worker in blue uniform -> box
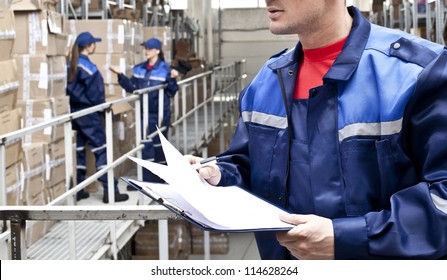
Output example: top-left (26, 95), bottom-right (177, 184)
top-left (188, 1), bottom-right (447, 259)
top-left (67, 32), bottom-right (129, 204)
top-left (110, 38), bottom-right (179, 184)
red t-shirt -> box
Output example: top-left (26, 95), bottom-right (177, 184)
top-left (294, 37), bottom-right (347, 99)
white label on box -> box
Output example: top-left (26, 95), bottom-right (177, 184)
top-left (43, 109), bottom-right (53, 135)
top-left (38, 63), bottom-right (49, 89)
top-left (41, 20), bottom-right (48, 47)
top-left (118, 121), bottom-right (125, 141)
top-left (131, 27), bottom-right (135, 46)
top-left (45, 153), bottom-right (51, 181)
top-left (119, 58), bottom-right (126, 73)
top-left (118, 25), bottom-right (125, 45)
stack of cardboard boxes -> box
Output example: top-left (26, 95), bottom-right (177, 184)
top-left (133, 220), bottom-right (191, 260)
top-left (10, 0), bottom-right (71, 247)
top-left (0, 2), bottom-right (22, 208)
top-left (130, 220), bottom-right (230, 259)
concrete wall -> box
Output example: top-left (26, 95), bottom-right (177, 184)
top-left (218, 8), bottom-right (297, 82)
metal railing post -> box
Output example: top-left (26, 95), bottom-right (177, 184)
top-left (9, 216), bottom-right (26, 260)
top-left (181, 84), bottom-right (188, 154)
top-left (158, 88), bottom-right (164, 128)
top-left (105, 108), bottom-right (118, 260)
top-left (210, 73), bottom-right (215, 139)
top-left (134, 97), bottom-right (143, 181)
top-left (203, 76), bottom-right (209, 143)
top-left (63, 121), bottom-right (77, 259)
top-left (193, 79), bottom-right (199, 150)
top-left (0, 143), bottom-right (6, 207)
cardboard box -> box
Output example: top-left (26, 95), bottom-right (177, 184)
top-left (106, 94), bottom-right (133, 115)
top-left (90, 53), bottom-right (132, 84)
top-left (47, 180), bottom-right (66, 202)
top-left (133, 22), bottom-right (144, 54)
top-left (22, 142), bottom-right (47, 172)
top-left (18, 96), bottom-right (70, 143)
top-left (104, 83), bottom-right (126, 96)
top-left (0, 59), bottom-right (19, 113)
top-left (5, 161), bottom-right (23, 205)
top-left (191, 227), bottom-right (229, 255)
top-left (111, 7), bottom-right (140, 22)
top-left (48, 137), bottom-right (65, 161)
top-left (54, 131), bottom-right (76, 190)
top-left (134, 220), bottom-right (191, 260)
top-left (69, 19), bottom-right (132, 54)
top-left (0, 8), bottom-right (15, 61)
top-left (0, 108), bottom-right (23, 168)
top-left (25, 220), bottom-right (49, 249)
top-left (23, 170), bottom-right (47, 206)
top-left (0, 88), bottom-right (18, 114)
top-left (13, 10), bottom-right (68, 56)
top-left (47, 158), bottom-right (65, 186)
top-left (15, 54), bottom-right (67, 100)
top-left (12, 0), bottom-right (58, 11)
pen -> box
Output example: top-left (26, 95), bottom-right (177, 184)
top-left (191, 156), bottom-right (218, 170)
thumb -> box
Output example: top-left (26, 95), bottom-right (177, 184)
top-left (279, 213), bottom-right (312, 226)
top-left (198, 165), bottom-right (221, 185)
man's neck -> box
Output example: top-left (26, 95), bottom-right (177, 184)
top-left (300, 8), bottom-right (353, 50)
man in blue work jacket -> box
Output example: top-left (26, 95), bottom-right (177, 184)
top-left (189, 1), bottom-right (447, 259)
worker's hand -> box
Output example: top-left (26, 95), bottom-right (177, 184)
top-left (276, 213), bottom-right (334, 260)
top-left (184, 155), bottom-right (221, 185)
top-left (109, 66), bottom-right (122, 75)
top-left (171, 69), bottom-right (179, 79)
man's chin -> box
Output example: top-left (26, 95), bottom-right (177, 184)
top-left (269, 25), bottom-right (294, 35)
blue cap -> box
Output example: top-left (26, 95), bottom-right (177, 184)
top-left (75, 32), bottom-right (101, 48)
top-left (141, 38), bottom-right (162, 50)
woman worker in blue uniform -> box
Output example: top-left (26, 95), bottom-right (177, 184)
top-left (110, 38), bottom-right (179, 183)
top-left (67, 32), bottom-right (129, 203)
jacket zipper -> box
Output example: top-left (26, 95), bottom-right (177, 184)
top-left (276, 68), bottom-right (291, 209)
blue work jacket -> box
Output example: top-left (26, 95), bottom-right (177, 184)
top-left (117, 58), bottom-right (178, 115)
top-left (217, 6), bottom-right (447, 259)
top-left (66, 54), bottom-right (105, 111)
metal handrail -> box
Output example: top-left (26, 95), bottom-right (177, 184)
top-left (0, 60), bottom-right (246, 260)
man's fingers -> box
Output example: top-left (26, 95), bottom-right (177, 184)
top-left (184, 154), bottom-right (203, 165)
top-left (184, 155), bottom-right (221, 185)
top-left (279, 213), bottom-right (313, 226)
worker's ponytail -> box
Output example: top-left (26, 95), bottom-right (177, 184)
top-left (158, 50), bottom-right (165, 62)
top-left (67, 44), bottom-right (81, 83)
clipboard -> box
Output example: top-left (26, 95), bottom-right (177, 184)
top-left (122, 177), bottom-right (293, 232)
top-left (122, 127), bottom-right (293, 232)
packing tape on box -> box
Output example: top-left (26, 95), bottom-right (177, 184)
top-left (0, 30), bottom-right (15, 40)
top-left (0, 81), bottom-right (19, 95)
top-left (22, 101), bottom-right (53, 142)
top-left (107, 20), bottom-right (125, 53)
top-left (20, 56), bottom-right (66, 99)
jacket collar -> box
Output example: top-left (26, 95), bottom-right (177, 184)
top-left (143, 58), bottom-right (161, 70)
top-left (268, 6), bottom-right (371, 82)
top-left (79, 53), bottom-right (90, 61)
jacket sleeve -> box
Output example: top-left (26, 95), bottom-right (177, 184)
top-left (214, 89), bottom-right (252, 190)
top-left (333, 52), bottom-right (447, 259)
top-left (165, 75), bottom-right (179, 97)
top-left (117, 73), bottom-right (137, 93)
